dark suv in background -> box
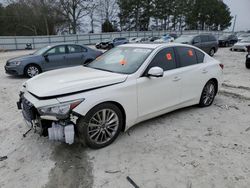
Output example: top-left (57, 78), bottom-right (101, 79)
top-left (174, 34), bottom-right (218, 56)
top-left (218, 34), bottom-right (238, 47)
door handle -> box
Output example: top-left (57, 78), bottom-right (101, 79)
top-left (173, 76), bottom-right (181, 81)
top-left (202, 69), bottom-right (208, 73)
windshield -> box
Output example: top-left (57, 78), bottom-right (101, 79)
top-left (219, 35), bottom-right (230, 40)
top-left (86, 47), bottom-right (152, 74)
top-left (33, 46), bottom-right (51, 55)
top-left (174, 35), bottom-right (193, 43)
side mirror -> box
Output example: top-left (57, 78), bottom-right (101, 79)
top-left (193, 40), bottom-right (199, 44)
top-left (147, 67), bottom-right (164, 78)
top-left (44, 54), bottom-right (49, 62)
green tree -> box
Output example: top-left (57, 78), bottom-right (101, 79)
top-left (102, 19), bottom-right (115, 32)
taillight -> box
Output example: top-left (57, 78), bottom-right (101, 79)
top-left (219, 63), bottom-right (224, 69)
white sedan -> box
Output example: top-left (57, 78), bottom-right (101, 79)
top-left (231, 37), bottom-right (250, 52)
top-left (17, 43), bottom-right (223, 149)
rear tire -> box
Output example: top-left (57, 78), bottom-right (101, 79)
top-left (246, 62), bottom-right (250, 69)
top-left (199, 80), bottom-right (217, 107)
top-left (77, 103), bottom-right (123, 149)
top-left (24, 64), bottom-right (41, 78)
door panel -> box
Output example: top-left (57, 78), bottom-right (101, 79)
top-left (193, 36), bottom-right (202, 49)
top-left (175, 47), bottom-right (208, 103)
top-left (137, 47), bottom-right (181, 118)
top-left (200, 35), bottom-right (210, 53)
top-left (137, 70), bottom-right (182, 118)
top-left (177, 64), bottom-right (207, 103)
top-left (66, 45), bottom-right (86, 66)
top-left (43, 45), bottom-right (67, 71)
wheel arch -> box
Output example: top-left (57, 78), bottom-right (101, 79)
top-left (84, 101), bottom-right (127, 132)
top-left (207, 78), bottom-right (218, 95)
top-left (23, 63), bottom-right (42, 74)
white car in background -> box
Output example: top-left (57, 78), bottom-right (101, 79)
top-left (154, 34), bottom-right (174, 43)
top-left (17, 43), bottom-right (223, 149)
top-left (237, 34), bottom-right (250, 42)
top-left (231, 37), bottom-right (250, 52)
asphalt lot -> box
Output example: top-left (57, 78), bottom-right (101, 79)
top-left (0, 47), bottom-right (250, 188)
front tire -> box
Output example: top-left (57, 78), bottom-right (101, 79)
top-left (108, 44), bottom-right (114, 50)
top-left (199, 80), bottom-right (217, 107)
top-left (24, 64), bottom-right (41, 78)
top-left (209, 48), bottom-right (215, 57)
top-left (77, 103), bottom-right (123, 149)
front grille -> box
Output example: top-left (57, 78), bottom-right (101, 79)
top-left (22, 98), bottom-right (35, 122)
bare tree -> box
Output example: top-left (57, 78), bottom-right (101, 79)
top-left (58, 0), bottom-right (91, 34)
top-left (96, 0), bottom-right (118, 24)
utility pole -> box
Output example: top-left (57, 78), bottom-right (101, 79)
top-left (232, 15), bottom-right (237, 33)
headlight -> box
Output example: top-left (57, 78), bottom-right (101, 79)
top-left (37, 99), bottom-right (84, 119)
top-left (9, 61), bottom-right (21, 66)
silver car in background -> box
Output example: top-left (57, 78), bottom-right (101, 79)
top-left (231, 37), bottom-right (250, 52)
top-left (5, 44), bottom-right (102, 77)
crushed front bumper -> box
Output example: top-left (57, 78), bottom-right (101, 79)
top-left (17, 95), bottom-right (76, 144)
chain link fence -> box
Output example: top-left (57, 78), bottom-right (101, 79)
top-left (0, 30), bottom-right (229, 50)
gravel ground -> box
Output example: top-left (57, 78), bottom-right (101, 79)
top-left (0, 47), bottom-right (250, 188)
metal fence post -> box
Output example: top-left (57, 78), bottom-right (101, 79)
top-left (14, 37), bottom-right (18, 50)
top-left (32, 37), bottom-right (35, 49)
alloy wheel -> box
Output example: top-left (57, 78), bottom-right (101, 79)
top-left (202, 83), bottom-right (215, 106)
top-left (87, 109), bottom-right (119, 145)
top-left (27, 66), bottom-right (39, 77)
top-left (210, 49), bottom-right (215, 56)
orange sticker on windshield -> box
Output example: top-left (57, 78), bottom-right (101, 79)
top-left (166, 53), bottom-right (172, 60)
top-left (188, 50), bottom-right (194, 56)
top-left (119, 59), bottom-right (127, 65)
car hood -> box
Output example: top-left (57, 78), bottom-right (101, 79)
top-left (25, 66), bottom-right (128, 98)
top-left (8, 54), bottom-right (39, 62)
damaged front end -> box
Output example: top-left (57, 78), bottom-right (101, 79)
top-left (17, 92), bottom-right (83, 144)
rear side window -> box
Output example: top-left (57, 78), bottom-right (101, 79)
top-left (176, 47), bottom-right (197, 67)
top-left (68, 45), bottom-right (87, 53)
top-left (208, 35), bottom-right (217, 41)
top-left (201, 35), bottom-right (209, 42)
top-left (46, 45), bottom-right (66, 55)
top-left (193, 36), bottom-right (201, 43)
top-left (195, 49), bottom-right (205, 63)
top-left (146, 47), bottom-right (176, 72)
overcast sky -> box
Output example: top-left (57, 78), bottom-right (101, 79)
top-left (223, 0), bottom-right (250, 31)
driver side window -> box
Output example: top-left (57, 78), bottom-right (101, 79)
top-left (145, 47), bottom-right (176, 74)
top-left (46, 46), bottom-right (66, 56)
top-left (193, 36), bottom-right (201, 44)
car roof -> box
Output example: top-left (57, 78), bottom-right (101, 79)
top-left (120, 43), bottom-right (197, 50)
top-left (45, 43), bottom-right (85, 48)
